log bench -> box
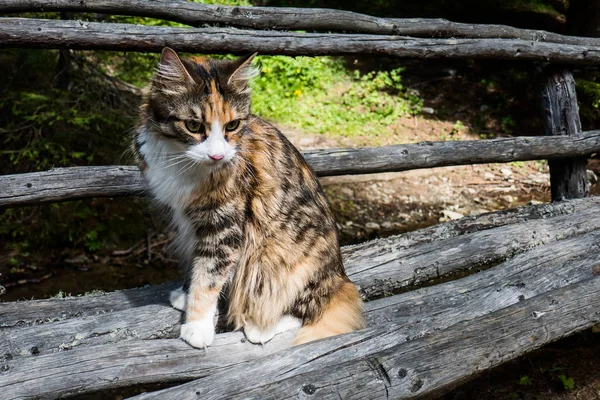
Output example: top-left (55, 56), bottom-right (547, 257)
top-left (1, 1), bottom-right (600, 398)
top-left (2, 196), bottom-right (600, 399)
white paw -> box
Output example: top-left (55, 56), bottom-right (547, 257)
top-left (244, 321), bottom-right (273, 344)
top-left (244, 315), bottom-right (302, 345)
top-left (180, 318), bottom-right (215, 348)
top-left (169, 287), bottom-right (187, 311)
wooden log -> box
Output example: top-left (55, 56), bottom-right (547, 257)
top-left (349, 205), bottom-right (600, 299)
top-left (0, 304), bottom-right (180, 358)
top-left (147, 276), bottom-right (600, 400)
top-left (1, 0), bottom-right (600, 47)
top-left (2, 231), bottom-right (599, 399)
top-left (0, 165), bottom-right (146, 208)
top-left (0, 281), bottom-right (179, 329)
top-left (2, 196), bottom-right (599, 331)
top-left (541, 69), bottom-right (590, 201)
top-left (2, 131), bottom-right (600, 209)
top-left (1, 18), bottom-right (600, 63)
top-left (3, 226), bottom-right (599, 360)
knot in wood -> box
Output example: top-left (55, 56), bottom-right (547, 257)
top-left (301, 384), bottom-right (316, 395)
top-left (410, 378), bottom-right (424, 393)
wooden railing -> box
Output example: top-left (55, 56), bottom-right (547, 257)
top-left (2, 131), bottom-right (600, 208)
top-left (0, 2), bottom-right (598, 208)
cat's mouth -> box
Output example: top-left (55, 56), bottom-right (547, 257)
top-left (209, 154), bottom-right (225, 161)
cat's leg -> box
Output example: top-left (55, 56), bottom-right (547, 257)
top-left (169, 287), bottom-right (187, 311)
top-left (180, 253), bottom-right (240, 348)
top-left (244, 315), bottom-right (302, 344)
top-left (169, 275), bottom-right (190, 311)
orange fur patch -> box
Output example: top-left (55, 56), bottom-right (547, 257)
top-left (293, 281), bottom-right (365, 345)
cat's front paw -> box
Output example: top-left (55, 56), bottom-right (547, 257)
top-left (180, 319), bottom-right (215, 348)
top-left (244, 316), bottom-right (301, 344)
top-left (169, 287), bottom-right (186, 311)
top-left (244, 321), bottom-right (274, 344)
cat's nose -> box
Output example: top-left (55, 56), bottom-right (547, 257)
top-left (209, 154), bottom-right (224, 161)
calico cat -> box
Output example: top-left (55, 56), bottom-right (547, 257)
top-left (134, 47), bottom-right (364, 348)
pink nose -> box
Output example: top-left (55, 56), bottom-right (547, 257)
top-left (209, 154), bottom-right (224, 161)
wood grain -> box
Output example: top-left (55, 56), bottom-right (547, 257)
top-left (541, 69), bottom-right (589, 201)
top-left (2, 230), bottom-right (599, 399)
top-left (347, 204), bottom-right (600, 299)
top-left (1, 18), bottom-right (600, 63)
top-left (2, 131), bottom-right (600, 208)
top-left (1, 0), bottom-right (599, 47)
top-left (0, 281), bottom-right (179, 329)
top-left (134, 275), bottom-right (600, 399)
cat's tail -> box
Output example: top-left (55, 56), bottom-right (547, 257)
top-left (293, 279), bottom-right (365, 345)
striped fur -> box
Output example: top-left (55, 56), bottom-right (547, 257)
top-left (134, 48), bottom-right (364, 348)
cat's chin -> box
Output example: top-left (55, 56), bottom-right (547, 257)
top-left (203, 158), bottom-right (234, 172)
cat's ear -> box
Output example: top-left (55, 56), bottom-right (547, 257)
top-left (227, 52), bottom-right (259, 93)
top-left (154, 47), bottom-right (193, 86)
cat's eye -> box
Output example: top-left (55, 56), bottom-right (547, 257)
top-left (185, 120), bottom-right (205, 134)
top-left (225, 120), bottom-right (240, 132)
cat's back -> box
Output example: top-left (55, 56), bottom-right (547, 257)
top-left (240, 116), bottom-right (334, 223)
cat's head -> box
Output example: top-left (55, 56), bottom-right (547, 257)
top-left (141, 47), bottom-right (258, 165)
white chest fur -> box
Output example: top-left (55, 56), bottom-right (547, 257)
top-left (137, 128), bottom-right (207, 259)
top-left (137, 128), bottom-right (205, 208)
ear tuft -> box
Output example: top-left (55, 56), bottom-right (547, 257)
top-left (228, 52), bottom-right (259, 89)
top-left (154, 47), bottom-right (192, 84)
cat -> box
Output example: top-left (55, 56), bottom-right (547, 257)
top-left (134, 47), bottom-right (364, 348)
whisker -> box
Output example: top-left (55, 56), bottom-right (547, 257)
top-left (157, 156), bottom-right (193, 170)
top-left (175, 160), bottom-right (197, 178)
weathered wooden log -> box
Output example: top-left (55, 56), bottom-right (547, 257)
top-left (2, 0), bottom-right (600, 47)
top-left (144, 276), bottom-right (600, 400)
top-left (2, 196), bottom-right (599, 331)
top-left (2, 230), bottom-right (599, 399)
top-left (1, 18), bottom-right (600, 63)
top-left (0, 165), bottom-right (146, 208)
top-left (4, 225), bottom-right (599, 361)
top-left (0, 304), bottom-right (181, 358)
top-left (2, 131), bottom-right (600, 208)
top-left (0, 281), bottom-right (178, 330)
top-left (541, 69), bottom-right (590, 201)
top-left (349, 205), bottom-right (600, 299)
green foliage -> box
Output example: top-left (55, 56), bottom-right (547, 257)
top-left (500, 115), bottom-right (516, 134)
top-left (577, 78), bottom-right (600, 126)
top-left (557, 374), bottom-right (575, 391)
top-left (450, 120), bottom-right (466, 136)
top-left (0, 49), bottom-right (135, 173)
top-left (84, 224), bottom-right (105, 252)
top-left (518, 375), bottom-right (533, 385)
top-left (252, 56), bottom-right (422, 138)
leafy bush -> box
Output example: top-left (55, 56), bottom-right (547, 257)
top-left (252, 56), bottom-right (423, 138)
top-left (577, 78), bottom-right (600, 128)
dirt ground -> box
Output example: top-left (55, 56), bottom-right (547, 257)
top-left (282, 122), bottom-right (553, 245)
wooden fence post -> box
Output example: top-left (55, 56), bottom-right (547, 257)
top-left (540, 69), bottom-right (589, 201)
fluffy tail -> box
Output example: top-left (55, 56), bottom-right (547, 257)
top-left (294, 280), bottom-right (365, 345)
